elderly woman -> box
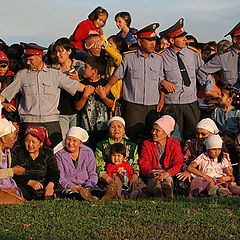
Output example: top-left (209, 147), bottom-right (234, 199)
top-left (95, 116), bottom-right (140, 191)
top-left (138, 115), bottom-right (183, 198)
top-left (176, 118), bottom-right (240, 197)
top-left (55, 127), bottom-right (98, 200)
top-left (0, 119), bottom-right (25, 197)
top-left (11, 126), bottom-right (60, 200)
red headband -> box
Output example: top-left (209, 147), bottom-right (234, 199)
top-left (25, 126), bottom-right (51, 146)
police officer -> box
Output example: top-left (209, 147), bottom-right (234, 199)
top-left (105, 23), bottom-right (164, 140)
top-left (0, 43), bottom-right (85, 148)
top-left (159, 18), bottom-right (212, 141)
top-left (198, 21), bottom-right (240, 88)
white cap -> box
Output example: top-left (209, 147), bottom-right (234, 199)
top-left (205, 134), bottom-right (223, 150)
top-left (0, 119), bottom-right (16, 138)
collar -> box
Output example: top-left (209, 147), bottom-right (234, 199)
top-left (169, 46), bottom-right (186, 56)
top-left (136, 49), bottom-right (154, 58)
top-left (27, 63), bottom-right (49, 72)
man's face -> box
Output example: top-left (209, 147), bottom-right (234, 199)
top-left (170, 36), bottom-right (187, 50)
top-left (26, 55), bottom-right (42, 70)
top-left (138, 38), bottom-right (156, 54)
top-left (86, 36), bottom-right (101, 57)
top-left (233, 36), bottom-right (240, 51)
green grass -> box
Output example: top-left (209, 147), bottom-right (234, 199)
top-left (0, 196), bottom-right (240, 240)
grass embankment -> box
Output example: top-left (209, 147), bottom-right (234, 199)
top-left (0, 196), bottom-right (239, 240)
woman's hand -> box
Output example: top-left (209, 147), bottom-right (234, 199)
top-left (2, 103), bottom-right (16, 112)
top-left (12, 166), bottom-right (25, 175)
top-left (217, 176), bottom-right (230, 183)
top-left (129, 174), bottom-right (139, 190)
top-left (71, 184), bottom-right (81, 192)
top-left (27, 180), bottom-right (43, 190)
top-left (68, 70), bottom-right (79, 81)
top-left (45, 182), bottom-right (55, 197)
top-left (204, 175), bottom-right (216, 184)
top-left (176, 171), bottom-right (191, 182)
top-left (153, 171), bottom-right (169, 182)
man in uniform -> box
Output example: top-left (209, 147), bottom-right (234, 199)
top-left (198, 21), bottom-right (240, 88)
top-left (105, 23), bottom-right (164, 140)
top-left (159, 18), bottom-right (213, 141)
top-left (0, 43), bottom-right (85, 147)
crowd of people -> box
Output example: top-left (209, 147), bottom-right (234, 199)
top-left (1, 6), bottom-right (240, 203)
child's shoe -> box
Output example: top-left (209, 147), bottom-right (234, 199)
top-left (217, 187), bottom-right (230, 197)
top-left (207, 185), bottom-right (218, 196)
top-left (162, 182), bottom-right (173, 198)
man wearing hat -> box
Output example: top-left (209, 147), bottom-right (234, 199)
top-left (104, 23), bottom-right (164, 140)
top-left (159, 18), bottom-right (213, 141)
top-left (0, 43), bottom-right (85, 148)
top-left (198, 21), bottom-right (240, 88)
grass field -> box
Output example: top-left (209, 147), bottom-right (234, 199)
top-left (0, 196), bottom-right (239, 240)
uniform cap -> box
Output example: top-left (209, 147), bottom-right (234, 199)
top-left (21, 42), bottom-right (47, 56)
top-left (0, 51), bottom-right (8, 65)
top-left (224, 21), bottom-right (240, 37)
top-left (159, 18), bottom-right (187, 38)
top-left (135, 23), bottom-right (160, 40)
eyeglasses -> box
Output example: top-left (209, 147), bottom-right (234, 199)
top-left (0, 64), bottom-right (8, 68)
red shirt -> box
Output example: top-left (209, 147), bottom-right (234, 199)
top-left (70, 19), bottom-right (100, 50)
top-left (106, 161), bottom-right (133, 180)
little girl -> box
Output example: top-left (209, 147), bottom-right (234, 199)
top-left (188, 134), bottom-right (234, 197)
top-left (70, 6), bottom-right (108, 50)
top-left (103, 143), bottom-right (141, 199)
top-left (115, 12), bottom-right (138, 47)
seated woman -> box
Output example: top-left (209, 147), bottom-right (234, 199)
top-left (11, 126), bottom-right (60, 200)
top-left (55, 127), bottom-right (98, 200)
top-left (138, 115), bottom-right (183, 198)
top-left (95, 116), bottom-right (140, 194)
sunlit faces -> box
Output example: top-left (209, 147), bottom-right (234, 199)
top-left (219, 89), bottom-right (232, 108)
top-left (24, 134), bottom-right (43, 154)
top-left (232, 36), bottom-right (240, 51)
top-left (151, 123), bottom-right (167, 143)
top-left (3, 131), bottom-right (18, 149)
top-left (115, 16), bottom-right (127, 30)
top-left (55, 46), bottom-right (71, 64)
top-left (26, 55), bottom-right (42, 70)
top-left (170, 36), bottom-right (187, 50)
top-left (208, 148), bottom-right (221, 159)
top-left (85, 36), bottom-right (102, 57)
top-left (109, 120), bottom-right (125, 140)
top-left (0, 63), bottom-right (8, 76)
top-left (111, 152), bottom-right (125, 165)
top-left (83, 63), bottom-right (95, 79)
top-left (138, 38), bottom-right (156, 54)
top-left (93, 13), bottom-right (108, 29)
top-left (65, 136), bottom-right (82, 153)
top-left (160, 37), bottom-right (170, 49)
top-left (195, 128), bottom-right (212, 144)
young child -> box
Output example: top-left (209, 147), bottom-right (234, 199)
top-left (115, 12), bottom-right (138, 47)
top-left (211, 86), bottom-right (240, 180)
top-left (188, 134), bottom-right (234, 197)
top-left (70, 6), bottom-right (108, 50)
top-left (75, 56), bottom-right (114, 147)
top-left (104, 143), bottom-right (141, 199)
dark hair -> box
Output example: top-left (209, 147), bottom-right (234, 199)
top-left (223, 85), bottom-right (240, 109)
top-left (88, 6), bottom-right (108, 23)
top-left (107, 35), bottom-right (128, 54)
top-left (85, 56), bottom-right (106, 76)
top-left (186, 35), bottom-right (199, 48)
top-left (53, 37), bottom-right (75, 59)
top-left (217, 150), bottom-right (224, 163)
top-left (115, 12), bottom-right (131, 27)
top-left (110, 143), bottom-right (126, 157)
top-left (207, 41), bottom-right (217, 52)
top-left (198, 43), bottom-right (212, 63)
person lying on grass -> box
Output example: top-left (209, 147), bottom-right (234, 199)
top-left (188, 134), bottom-right (234, 197)
top-left (55, 127), bottom-right (98, 200)
top-left (139, 115), bottom-right (183, 198)
top-left (12, 126), bottom-right (61, 200)
top-left (103, 143), bottom-right (142, 200)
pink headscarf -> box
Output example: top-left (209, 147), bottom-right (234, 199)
top-left (154, 115), bottom-right (175, 137)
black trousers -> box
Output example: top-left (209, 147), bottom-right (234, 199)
top-left (122, 101), bottom-right (160, 141)
top-left (161, 101), bottom-right (201, 141)
top-left (20, 121), bottom-right (63, 148)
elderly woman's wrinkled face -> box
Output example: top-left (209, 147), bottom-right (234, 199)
top-left (196, 128), bottom-right (213, 144)
top-left (24, 134), bottom-right (43, 154)
top-left (151, 123), bottom-right (167, 143)
top-left (66, 136), bottom-right (82, 153)
top-left (109, 121), bottom-right (125, 140)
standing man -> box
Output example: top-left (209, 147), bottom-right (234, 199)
top-left (198, 21), bottom-right (240, 88)
top-left (159, 18), bottom-right (213, 141)
top-left (105, 23), bottom-right (164, 141)
top-left (0, 43), bottom-right (85, 148)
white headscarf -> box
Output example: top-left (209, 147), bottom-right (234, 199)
top-left (108, 116), bottom-right (125, 127)
top-left (0, 119), bottom-right (16, 138)
top-left (205, 134), bottom-right (223, 150)
top-left (54, 127), bottom-right (89, 154)
top-left (196, 118), bottom-right (219, 134)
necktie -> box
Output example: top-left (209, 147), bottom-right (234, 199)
top-left (176, 52), bottom-right (191, 87)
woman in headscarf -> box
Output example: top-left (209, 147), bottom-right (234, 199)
top-left (138, 115), bottom-right (183, 198)
top-left (55, 127), bottom-right (98, 200)
top-left (11, 126), bottom-right (60, 200)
